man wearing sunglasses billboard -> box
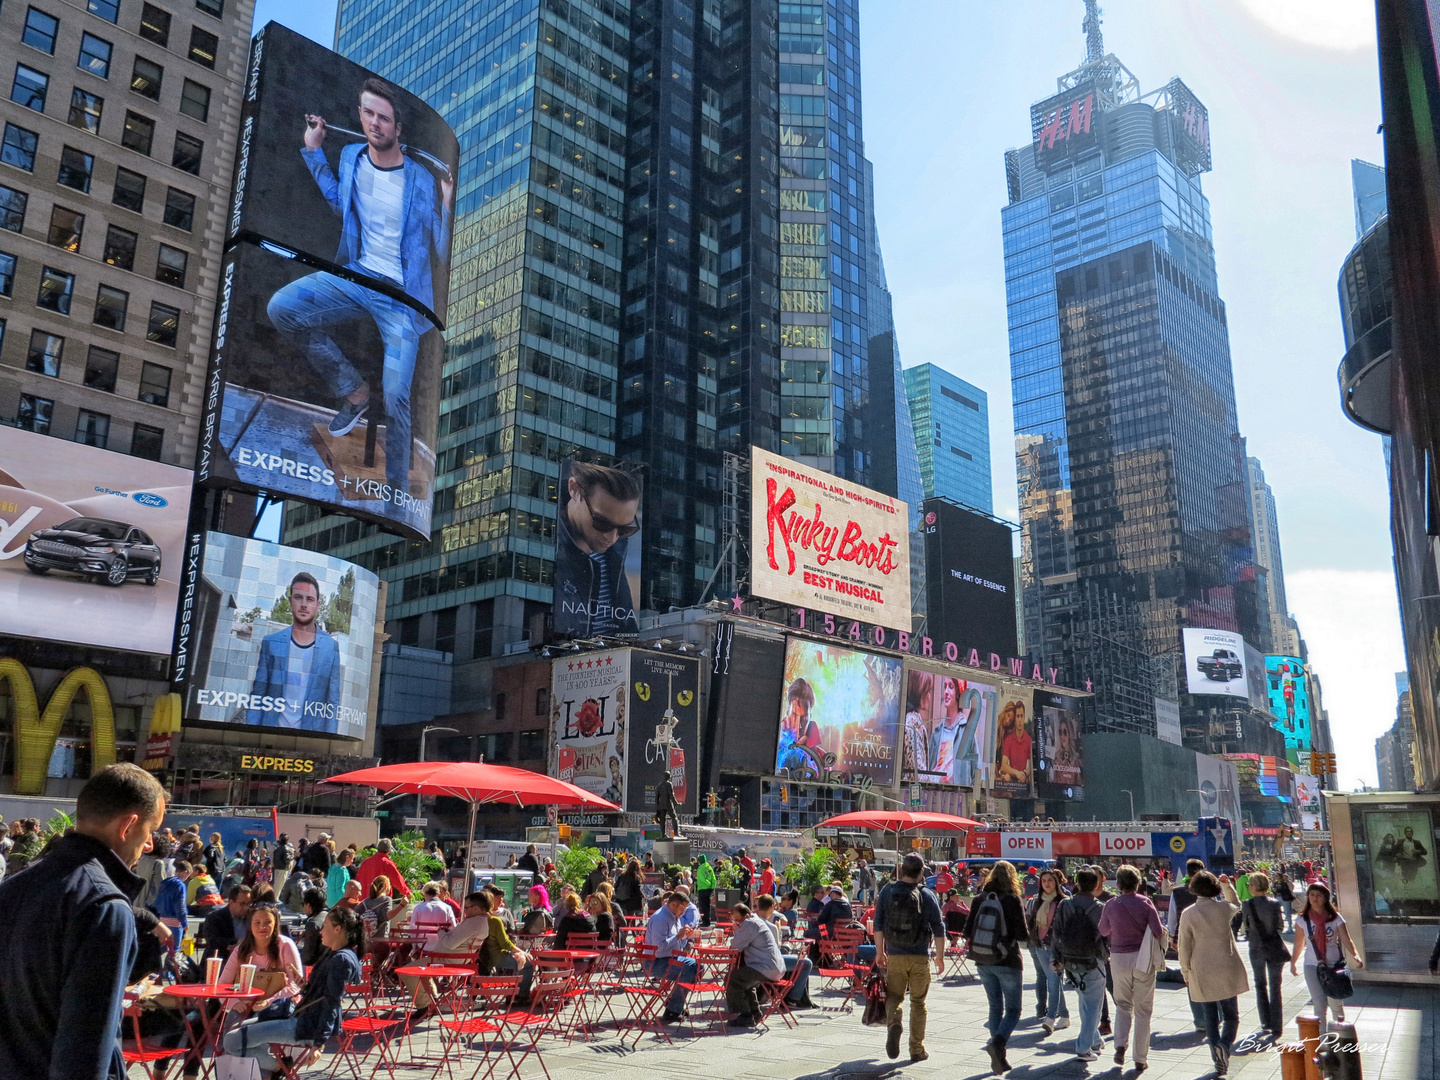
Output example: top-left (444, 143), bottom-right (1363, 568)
top-left (554, 461), bottom-right (641, 636)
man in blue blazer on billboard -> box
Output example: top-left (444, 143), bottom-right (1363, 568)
top-left (248, 572), bottom-right (342, 732)
top-left (267, 77), bottom-right (454, 502)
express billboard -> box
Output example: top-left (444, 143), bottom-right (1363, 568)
top-left (197, 23), bottom-right (460, 541)
top-left (1266, 655), bottom-right (1312, 750)
top-left (1182, 627), bottom-right (1250, 698)
top-left (626, 650), bottom-right (700, 817)
top-left (0, 427), bottom-right (192, 654)
top-left (901, 662), bottom-right (997, 787)
top-left (175, 533), bottom-right (379, 740)
top-left (553, 458), bottom-right (643, 638)
top-left (750, 447), bottom-right (911, 632)
top-left (1034, 689), bottom-right (1083, 800)
top-left (921, 499), bottom-right (1017, 660)
top-left (777, 638), bottom-right (902, 787)
top-left (550, 648), bottom-right (630, 805)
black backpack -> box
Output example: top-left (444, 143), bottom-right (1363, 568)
top-left (881, 882), bottom-right (928, 949)
top-left (968, 892), bottom-right (1013, 965)
top-left (1054, 898), bottom-right (1101, 967)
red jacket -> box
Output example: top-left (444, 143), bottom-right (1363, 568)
top-left (356, 853), bottom-right (412, 899)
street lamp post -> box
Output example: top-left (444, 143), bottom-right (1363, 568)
top-left (1120, 789), bottom-right (1136, 822)
top-left (416, 725), bottom-right (459, 820)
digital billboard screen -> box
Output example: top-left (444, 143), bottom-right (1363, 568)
top-left (1266, 655), bottom-right (1312, 750)
top-left (177, 533), bottom-right (379, 740)
top-left (1035, 689), bottom-right (1083, 801)
top-left (0, 427), bottom-right (192, 654)
top-left (626, 651), bottom-right (700, 816)
top-left (553, 458), bottom-right (642, 638)
top-left (1182, 627), bottom-right (1250, 698)
top-left (550, 648), bottom-right (630, 806)
top-left (198, 23), bottom-right (460, 541)
top-left (777, 638), bottom-right (901, 787)
top-left (750, 447), bottom-right (912, 632)
top-left (900, 663), bottom-right (997, 787)
top-left (1031, 81), bottom-right (1101, 172)
top-left (922, 498), bottom-right (1017, 659)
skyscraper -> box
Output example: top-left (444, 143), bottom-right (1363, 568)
top-left (290, 0), bottom-right (897, 680)
top-left (902, 363), bottom-right (992, 512)
top-left (1003, 4), bottom-right (1264, 734)
top-left (1245, 456), bottom-right (1297, 653)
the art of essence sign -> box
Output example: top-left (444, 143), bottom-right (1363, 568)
top-left (749, 446), bottom-right (912, 632)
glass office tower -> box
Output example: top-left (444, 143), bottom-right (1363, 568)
top-left (902, 364), bottom-right (992, 513)
top-left (287, 0), bottom-right (902, 672)
top-left (1003, 17), bottom-right (1264, 734)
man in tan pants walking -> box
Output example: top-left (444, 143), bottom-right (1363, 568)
top-left (873, 853), bottom-right (947, 1062)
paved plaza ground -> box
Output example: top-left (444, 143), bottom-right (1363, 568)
top-left (304, 961), bottom-right (1440, 1080)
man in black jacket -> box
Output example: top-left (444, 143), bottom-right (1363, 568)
top-left (304, 833), bottom-right (333, 877)
top-left (0, 763), bottom-right (166, 1080)
top-left (201, 883), bottom-right (253, 962)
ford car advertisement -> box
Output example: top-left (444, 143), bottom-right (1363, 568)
top-left (175, 532), bottom-right (379, 740)
top-left (0, 427), bottom-right (191, 653)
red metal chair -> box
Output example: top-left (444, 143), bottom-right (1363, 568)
top-left (118, 991), bottom-right (189, 1080)
top-left (680, 946), bottom-right (739, 1036)
top-left (431, 975), bottom-right (518, 1080)
top-left (756, 964), bottom-right (800, 1030)
top-left (472, 966), bottom-right (574, 1080)
top-left (619, 951), bottom-right (680, 1048)
top-left (330, 1009), bottom-right (406, 1080)
top-left (815, 925), bottom-right (866, 995)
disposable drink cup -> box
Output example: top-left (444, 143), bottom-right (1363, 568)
top-left (238, 963), bottom-right (257, 992)
top-left (206, 956), bottom-right (222, 985)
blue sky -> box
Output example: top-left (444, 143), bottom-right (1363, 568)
top-left (253, 0), bottom-right (1399, 786)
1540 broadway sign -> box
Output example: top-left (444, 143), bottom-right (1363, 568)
top-left (749, 447), bottom-right (911, 632)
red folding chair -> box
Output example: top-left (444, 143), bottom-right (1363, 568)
top-left (757, 964), bottom-right (800, 1030)
top-left (815, 926), bottom-right (866, 995)
top-left (330, 1009), bottom-right (406, 1080)
top-left (619, 950), bottom-right (680, 1048)
top-left (473, 966), bottom-right (574, 1080)
top-left (680, 946), bottom-right (739, 1036)
top-left (432, 975), bottom-right (518, 1080)
top-left (119, 990), bottom-right (189, 1080)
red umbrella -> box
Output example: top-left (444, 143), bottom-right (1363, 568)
top-left (817, 810), bottom-right (981, 831)
top-left (324, 761), bottom-right (620, 874)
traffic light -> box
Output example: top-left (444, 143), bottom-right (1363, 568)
top-left (557, 823), bottom-right (572, 840)
top-left (779, 784), bottom-right (789, 804)
top-left (706, 791), bottom-right (718, 810)
top-left (1309, 752), bottom-right (1337, 776)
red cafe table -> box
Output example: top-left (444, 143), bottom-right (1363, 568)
top-left (535, 950), bottom-right (604, 1038)
top-left (160, 982), bottom-right (266, 1080)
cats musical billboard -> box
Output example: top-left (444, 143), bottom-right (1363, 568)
top-left (749, 447), bottom-right (911, 632)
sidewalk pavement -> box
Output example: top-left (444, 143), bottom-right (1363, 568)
top-left (308, 962), bottom-right (1439, 1080)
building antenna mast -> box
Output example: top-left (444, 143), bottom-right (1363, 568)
top-left (1083, 0), bottom-right (1104, 65)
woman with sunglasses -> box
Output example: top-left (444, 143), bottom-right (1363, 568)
top-left (222, 907), bottom-right (364, 1080)
top-left (218, 901), bottom-right (304, 1020)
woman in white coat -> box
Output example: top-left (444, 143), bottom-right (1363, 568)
top-left (1177, 871), bottom-right (1248, 1077)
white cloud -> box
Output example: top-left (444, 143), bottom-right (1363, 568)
top-left (1233, 0), bottom-right (1376, 51)
top-left (1285, 569), bottom-right (1405, 789)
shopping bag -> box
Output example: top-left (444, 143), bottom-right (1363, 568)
top-left (213, 1055), bottom-right (263, 1080)
top-left (861, 967), bottom-right (887, 1026)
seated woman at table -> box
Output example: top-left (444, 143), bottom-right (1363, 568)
top-left (219, 901), bottom-right (304, 1020)
top-left (483, 884), bottom-right (518, 932)
top-left (475, 892), bottom-right (536, 1000)
top-left (586, 893), bottom-right (615, 944)
top-left (360, 874), bottom-right (406, 930)
top-left (223, 907), bottom-right (364, 1080)
top-left (552, 893), bottom-right (597, 949)
top-left (518, 885), bottom-right (553, 936)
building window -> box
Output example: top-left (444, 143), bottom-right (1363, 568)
top-left (138, 360), bottom-right (171, 405)
top-left (47, 206), bottom-right (84, 252)
top-left (84, 345), bottom-right (119, 391)
top-left (88, 0), bottom-right (121, 23)
top-left (1, 123), bottom-right (38, 171)
top-left (23, 8), bottom-right (60, 55)
top-left (0, 251), bottom-right (15, 295)
top-left (12, 65), bottom-right (49, 112)
top-left (518, 729), bottom-right (545, 760)
top-left (68, 88), bottom-right (103, 132)
top-left (131, 422), bottom-right (163, 459)
top-left (139, 4), bottom-right (171, 46)
top-left (103, 224), bottom-right (136, 269)
top-left (146, 301), bottom-right (178, 346)
top-left (155, 243), bottom-right (186, 287)
top-left (112, 167), bottom-right (145, 212)
top-left (57, 146), bottom-right (95, 192)
top-left (195, 0), bottom-right (224, 16)
top-left (122, 111), bottom-right (155, 155)
top-left (179, 79), bottom-right (210, 122)
top-left (188, 27), bottom-right (218, 68)
top-left (78, 33), bottom-right (112, 78)
top-left (75, 409), bottom-right (109, 448)
top-left (130, 57), bottom-right (163, 100)
top-left (36, 267), bottom-right (75, 314)
top-left (163, 187), bottom-right (194, 230)
top-left (18, 393), bottom-right (52, 433)
top-left (26, 329), bottom-right (64, 375)
top-left (172, 132), bottom-right (202, 174)
top-left (0, 185), bottom-right (27, 232)
top-left (495, 692), bottom-right (507, 721)
top-left (535, 687), bottom-right (549, 716)
top-left (93, 283), bottom-right (128, 330)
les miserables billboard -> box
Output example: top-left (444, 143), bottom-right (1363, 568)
top-left (749, 446), bottom-right (912, 632)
